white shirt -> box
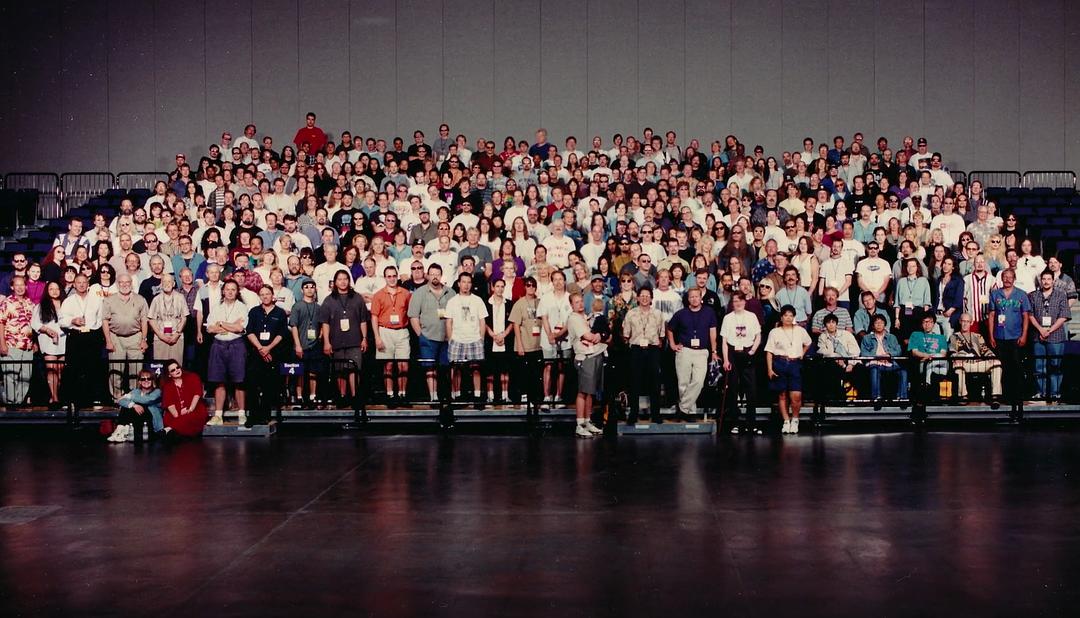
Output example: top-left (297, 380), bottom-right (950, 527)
top-left (206, 299), bottom-right (249, 342)
top-left (445, 293), bottom-right (488, 344)
top-left (542, 234), bottom-right (575, 269)
top-left (855, 257), bottom-right (891, 297)
top-left (720, 310), bottom-right (761, 352)
top-left (579, 240), bottom-right (606, 271)
top-left (930, 213), bottom-right (966, 247)
top-left (764, 325), bottom-right (812, 359)
top-left (312, 261), bottom-right (351, 303)
top-left (58, 291), bottom-right (104, 331)
top-left (820, 256), bottom-right (854, 290)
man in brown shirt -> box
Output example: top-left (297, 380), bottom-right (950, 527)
top-left (102, 273), bottom-right (149, 398)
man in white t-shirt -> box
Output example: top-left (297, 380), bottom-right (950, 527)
top-left (542, 220), bottom-right (575, 270)
top-left (578, 225), bottom-right (607, 271)
top-left (444, 271), bottom-right (488, 400)
top-left (855, 241), bottom-right (892, 305)
top-left (930, 196), bottom-right (966, 248)
top-left (536, 271), bottom-right (572, 403)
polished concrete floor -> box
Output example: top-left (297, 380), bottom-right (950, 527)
top-left (1, 427), bottom-right (1078, 616)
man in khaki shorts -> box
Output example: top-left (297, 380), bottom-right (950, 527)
top-left (370, 265), bottom-right (412, 404)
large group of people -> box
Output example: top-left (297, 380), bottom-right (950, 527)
top-left (0, 114), bottom-right (1075, 439)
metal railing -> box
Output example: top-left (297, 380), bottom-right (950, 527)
top-left (1022, 171), bottom-right (1076, 190)
top-left (949, 170), bottom-right (968, 185)
top-left (116, 172), bottom-right (168, 191)
top-left (969, 170), bottom-right (1023, 190)
top-left (60, 172), bottom-right (116, 213)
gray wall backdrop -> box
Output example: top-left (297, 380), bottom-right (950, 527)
top-left (1, 0), bottom-right (1078, 175)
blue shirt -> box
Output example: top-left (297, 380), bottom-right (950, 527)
top-left (667, 306), bottom-right (718, 349)
top-left (989, 287), bottom-right (1032, 341)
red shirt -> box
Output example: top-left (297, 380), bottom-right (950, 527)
top-left (293, 126), bottom-right (327, 154)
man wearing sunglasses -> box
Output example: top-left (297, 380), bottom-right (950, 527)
top-left (0, 253), bottom-right (28, 296)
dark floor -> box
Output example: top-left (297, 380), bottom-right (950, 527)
top-left (1, 427), bottom-right (1078, 617)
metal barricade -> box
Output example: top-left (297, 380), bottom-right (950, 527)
top-left (60, 172), bottom-right (116, 213)
top-left (116, 172), bottom-right (169, 191)
top-left (2, 173), bottom-right (60, 223)
top-left (969, 170), bottom-right (1022, 190)
top-left (1022, 171), bottom-right (1076, 190)
top-left (949, 170), bottom-right (967, 185)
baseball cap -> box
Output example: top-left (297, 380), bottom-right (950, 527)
top-left (917, 137), bottom-right (927, 145)
top-left (419, 205), bottom-right (430, 214)
top-left (412, 238), bottom-right (426, 246)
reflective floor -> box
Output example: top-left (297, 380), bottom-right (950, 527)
top-left (1, 427), bottom-right (1078, 616)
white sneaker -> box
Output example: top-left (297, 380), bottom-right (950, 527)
top-left (791, 418), bottom-right (799, 434)
top-left (236, 411), bottom-right (247, 426)
top-left (107, 426), bottom-right (125, 442)
top-left (730, 426), bottom-right (740, 434)
top-left (575, 424), bottom-right (594, 438)
top-left (122, 425), bottom-right (135, 442)
top-left (781, 420), bottom-right (792, 434)
top-left (207, 414), bottom-right (224, 426)
top-left (584, 420), bottom-right (603, 435)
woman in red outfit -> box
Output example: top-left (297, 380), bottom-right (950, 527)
top-left (160, 359), bottom-right (209, 437)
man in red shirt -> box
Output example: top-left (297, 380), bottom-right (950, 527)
top-left (292, 112), bottom-right (327, 159)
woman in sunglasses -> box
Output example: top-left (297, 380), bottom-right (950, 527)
top-left (160, 358), bottom-right (210, 438)
top-left (107, 370), bottom-right (163, 443)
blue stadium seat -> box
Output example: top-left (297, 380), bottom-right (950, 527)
top-left (1053, 187), bottom-right (1076, 197)
top-left (1008, 187), bottom-right (1032, 197)
top-left (1031, 187), bottom-right (1054, 197)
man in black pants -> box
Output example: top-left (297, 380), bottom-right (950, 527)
top-left (621, 288), bottom-right (665, 424)
top-left (987, 268), bottom-right (1031, 414)
top-left (720, 292), bottom-right (763, 434)
top-left (245, 285), bottom-right (289, 426)
top-left (58, 274), bottom-right (107, 407)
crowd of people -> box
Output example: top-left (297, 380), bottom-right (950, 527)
top-left (0, 113), bottom-right (1075, 440)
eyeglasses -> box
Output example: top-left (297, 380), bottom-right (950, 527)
top-left (411, 266), bottom-right (424, 270)
top-left (990, 240), bottom-right (1001, 244)
top-left (13, 258), bottom-right (26, 263)
top-left (139, 377), bottom-right (154, 382)
top-left (784, 226), bottom-right (795, 231)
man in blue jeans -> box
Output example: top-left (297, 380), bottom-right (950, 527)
top-left (859, 314), bottom-right (908, 410)
top-left (1028, 270), bottom-right (1069, 401)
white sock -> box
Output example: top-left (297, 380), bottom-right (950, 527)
top-left (214, 410), bottom-right (223, 416)
top-left (452, 390), bottom-right (460, 398)
top-left (487, 391), bottom-right (495, 400)
top-left (473, 390), bottom-right (481, 398)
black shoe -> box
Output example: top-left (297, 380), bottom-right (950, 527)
top-left (990, 400), bottom-right (1001, 410)
top-left (873, 400), bottom-right (883, 411)
top-left (651, 415), bottom-right (664, 425)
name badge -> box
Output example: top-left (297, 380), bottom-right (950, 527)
top-left (259, 330), bottom-right (271, 342)
top-left (340, 318), bottom-right (351, 332)
top-left (437, 308), bottom-right (447, 319)
top-left (904, 304), bottom-right (914, 316)
top-left (163, 321), bottom-right (174, 335)
top-left (997, 315), bottom-right (1006, 326)
top-left (531, 325), bottom-right (541, 336)
top-left (690, 337), bottom-right (700, 348)
top-left (306, 327), bottom-right (317, 340)
top-left (980, 294), bottom-right (989, 305)
top-left (389, 313), bottom-right (400, 325)
top-left (1042, 316), bottom-right (1052, 327)
top-left (79, 326), bottom-right (90, 333)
